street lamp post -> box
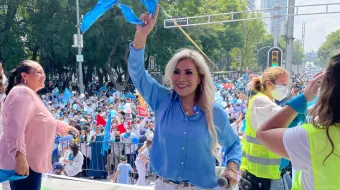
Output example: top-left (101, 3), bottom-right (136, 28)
top-left (76, 0), bottom-right (84, 93)
top-left (256, 46), bottom-right (272, 68)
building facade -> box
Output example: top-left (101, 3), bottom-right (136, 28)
top-left (259, 0), bottom-right (288, 34)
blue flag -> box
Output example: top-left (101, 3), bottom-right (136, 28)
top-left (119, 3), bottom-right (143, 24)
top-left (52, 87), bottom-right (59, 96)
top-left (102, 112), bottom-right (112, 153)
top-left (81, 0), bottom-right (158, 32)
top-left (125, 93), bottom-right (136, 99)
top-left (140, 0), bottom-right (158, 16)
top-left (62, 88), bottom-right (73, 104)
top-left (99, 85), bottom-right (107, 93)
top-left (81, 0), bottom-right (119, 33)
top-left (0, 169), bottom-right (27, 183)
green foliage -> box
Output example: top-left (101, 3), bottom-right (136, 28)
top-left (317, 30), bottom-right (340, 66)
top-left (230, 12), bottom-right (267, 72)
top-left (293, 40), bottom-right (305, 66)
top-left (1, 0), bottom-right (270, 89)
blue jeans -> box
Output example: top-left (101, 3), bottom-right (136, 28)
top-left (284, 172), bottom-right (292, 190)
top-left (10, 168), bottom-right (42, 190)
top-left (270, 176), bottom-right (289, 190)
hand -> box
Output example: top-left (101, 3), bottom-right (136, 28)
top-left (68, 126), bottom-right (80, 137)
top-left (237, 113), bottom-right (243, 123)
top-left (221, 169), bottom-right (238, 188)
top-left (15, 153), bottom-right (29, 176)
top-left (303, 72), bottom-right (324, 102)
top-left (136, 5), bottom-right (159, 36)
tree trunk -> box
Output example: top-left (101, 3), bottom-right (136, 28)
top-left (104, 37), bottom-right (120, 87)
top-left (31, 42), bottom-right (39, 60)
top-left (144, 54), bottom-right (150, 70)
top-left (84, 64), bottom-right (94, 89)
top-left (98, 69), bottom-right (104, 85)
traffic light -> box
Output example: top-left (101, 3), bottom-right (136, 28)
top-left (268, 47), bottom-right (282, 67)
top-left (272, 51), bottom-right (279, 67)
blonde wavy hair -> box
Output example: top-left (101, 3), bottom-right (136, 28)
top-left (164, 49), bottom-right (218, 157)
top-left (250, 66), bottom-right (288, 92)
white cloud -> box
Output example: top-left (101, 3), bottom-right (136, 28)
top-left (293, 0), bottom-right (340, 52)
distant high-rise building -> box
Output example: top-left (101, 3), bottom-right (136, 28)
top-left (306, 51), bottom-right (318, 62)
top-left (262, 12), bottom-right (272, 33)
top-left (259, 0), bottom-right (288, 34)
top-left (260, 0), bottom-right (269, 9)
top-left (246, 0), bottom-right (257, 10)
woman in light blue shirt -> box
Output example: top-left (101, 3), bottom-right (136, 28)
top-left (128, 6), bottom-right (241, 189)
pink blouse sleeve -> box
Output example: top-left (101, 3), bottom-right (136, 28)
top-left (56, 120), bottom-right (70, 136)
top-left (6, 88), bottom-right (35, 158)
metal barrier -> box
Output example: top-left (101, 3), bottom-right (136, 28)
top-left (54, 140), bottom-right (156, 185)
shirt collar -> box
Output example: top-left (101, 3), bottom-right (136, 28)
top-left (171, 90), bottom-right (203, 112)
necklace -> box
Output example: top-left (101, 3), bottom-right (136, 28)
top-left (183, 108), bottom-right (191, 115)
top-left (182, 101), bottom-right (194, 116)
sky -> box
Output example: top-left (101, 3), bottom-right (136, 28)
top-left (294, 0), bottom-right (340, 52)
top-left (255, 0), bottom-right (340, 52)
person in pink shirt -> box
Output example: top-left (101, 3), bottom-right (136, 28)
top-left (0, 60), bottom-right (79, 190)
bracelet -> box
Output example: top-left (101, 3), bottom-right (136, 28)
top-left (133, 42), bottom-right (144, 50)
top-left (287, 93), bottom-right (307, 115)
top-left (226, 168), bottom-right (238, 174)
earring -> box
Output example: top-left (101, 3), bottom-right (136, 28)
top-left (198, 84), bottom-right (203, 91)
top-left (24, 79), bottom-right (27, 84)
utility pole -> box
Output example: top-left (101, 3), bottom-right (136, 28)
top-left (301, 22), bottom-right (305, 50)
top-left (299, 22), bottom-right (305, 73)
top-left (76, 0), bottom-right (84, 93)
top-left (273, 1), bottom-right (279, 47)
top-left (286, 0), bottom-right (295, 75)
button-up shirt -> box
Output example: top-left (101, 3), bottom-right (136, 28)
top-left (128, 43), bottom-right (242, 188)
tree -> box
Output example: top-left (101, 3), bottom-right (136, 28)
top-left (0, 0), bottom-right (267, 90)
top-left (317, 30), bottom-right (340, 66)
top-left (293, 40), bottom-right (305, 66)
top-left (230, 12), bottom-right (267, 74)
top-left (0, 0), bottom-right (28, 68)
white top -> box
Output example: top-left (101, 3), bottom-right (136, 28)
top-left (135, 147), bottom-right (150, 164)
top-left (230, 122), bottom-right (241, 135)
top-left (250, 95), bottom-right (281, 132)
top-left (131, 117), bottom-right (148, 138)
top-left (120, 132), bottom-right (138, 154)
top-left (60, 150), bottom-right (84, 177)
top-left (146, 130), bottom-right (154, 141)
top-left (80, 136), bottom-right (92, 159)
top-left (283, 127), bottom-right (314, 190)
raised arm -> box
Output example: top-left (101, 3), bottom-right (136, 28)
top-left (128, 5), bottom-right (170, 111)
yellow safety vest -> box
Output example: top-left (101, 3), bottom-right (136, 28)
top-left (292, 124), bottom-right (340, 190)
top-left (241, 93), bottom-right (281, 179)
